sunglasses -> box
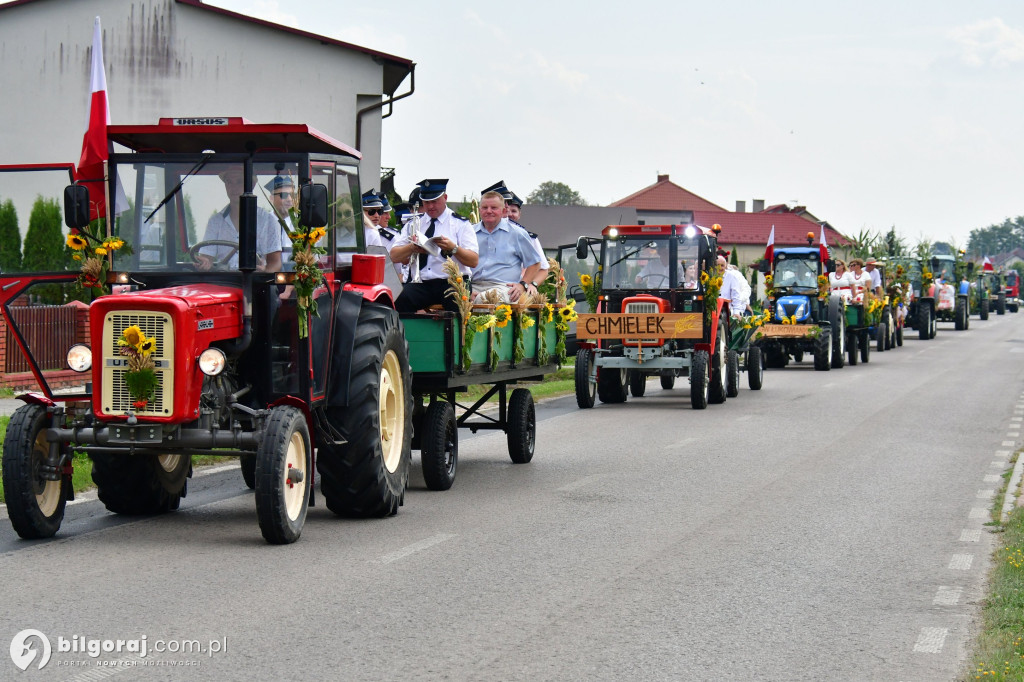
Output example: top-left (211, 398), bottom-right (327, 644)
top-left (273, 192), bottom-right (291, 198)
top-left (365, 208), bottom-right (382, 216)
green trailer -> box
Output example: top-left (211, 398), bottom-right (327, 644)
top-left (402, 308), bottom-right (559, 491)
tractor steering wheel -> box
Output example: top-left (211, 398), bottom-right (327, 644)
top-left (188, 240), bottom-right (239, 269)
top-left (643, 274), bottom-right (670, 287)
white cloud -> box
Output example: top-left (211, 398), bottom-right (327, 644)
top-left (949, 17), bottom-right (1024, 67)
top-left (530, 52), bottom-right (587, 91)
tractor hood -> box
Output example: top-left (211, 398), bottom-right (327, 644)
top-left (775, 295), bottom-right (812, 323)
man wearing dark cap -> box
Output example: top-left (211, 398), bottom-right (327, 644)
top-left (502, 187), bottom-right (548, 281)
top-left (362, 190), bottom-right (386, 249)
top-left (390, 179), bottom-right (479, 312)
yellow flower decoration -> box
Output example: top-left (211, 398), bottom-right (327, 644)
top-left (543, 303), bottom-right (555, 324)
top-left (580, 273), bottom-right (593, 287)
top-left (66, 234), bottom-right (88, 250)
top-left (139, 338), bottom-right (156, 356)
top-left (494, 304), bottom-right (513, 328)
top-left (700, 271), bottom-right (710, 285)
top-left (120, 326), bottom-right (144, 348)
top-left (308, 227), bottom-right (327, 244)
top-left (713, 276), bottom-right (723, 288)
top-left (95, 246), bottom-right (108, 256)
top-left (522, 316), bottom-right (535, 329)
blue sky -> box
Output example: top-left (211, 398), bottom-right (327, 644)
top-left (208, 0), bottom-right (1024, 248)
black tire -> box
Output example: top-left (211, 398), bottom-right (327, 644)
top-left (954, 296), bottom-right (966, 330)
top-left (860, 329), bottom-right (870, 364)
top-left (660, 371), bottom-right (676, 390)
top-left (2, 403), bottom-right (68, 539)
top-left (792, 349), bottom-right (804, 363)
top-left (765, 348), bottom-right (788, 368)
top-left (507, 388), bottom-right (535, 464)
top-left (746, 346), bottom-right (764, 389)
top-left (813, 328), bottom-right (832, 371)
top-left (997, 293), bottom-right (1006, 315)
top-left (240, 454), bottom-right (256, 490)
top-left (91, 452), bottom-right (190, 515)
top-left (918, 303), bottom-right (931, 340)
top-left (690, 350), bottom-right (709, 410)
top-left (708, 320), bottom-right (728, 405)
top-left (725, 349), bottom-right (740, 398)
top-left (896, 321), bottom-right (903, 346)
top-left (830, 298), bottom-right (846, 369)
top-left (574, 348), bottom-right (596, 409)
top-left (628, 369), bottom-right (647, 397)
top-left (847, 330), bottom-right (858, 366)
top-left (421, 401), bottom-right (458, 491)
top-left (597, 365), bottom-right (628, 404)
top-left (930, 304), bottom-right (938, 338)
top-left (980, 298), bottom-right (989, 320)
top-left (255, 406), bottom-right (310, 544)
top-left (320, 303), bottom-right (412, 517)
top-left (876, 321), bottom-right (887, 352)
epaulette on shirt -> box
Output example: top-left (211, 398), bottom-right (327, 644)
top-left (508, 219), bottom-right (538, 240)
top-left (528, 231), bottom-right (538, 239)
top-left (450, 212), bottom-right (469, 221)
top-left (378, 227), bottom-right (397, 241)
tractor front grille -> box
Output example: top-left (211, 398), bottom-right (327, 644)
top-left (101, 311), bottom-right (174, 416)
top-left (622, 300), bottom-right (662, 345)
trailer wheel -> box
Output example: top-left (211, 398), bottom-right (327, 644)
top-left (997, 293), bottom-right (1006, 315)
top-left (847, 330), bottom-right (858, 366)
top-left (320, 303), bottom-right (412, 517)
top-left (421, 401), bottom-right (458, 491)
top-left (876, 321), bottom-right (887, 352)
top-left (919, 303), bottom-right (931, 340)
top-left (254, 406), bottom-right (310, 544)
top-left (896, 321), bottom-right (903, 346)
top-left (725, 350), bottom-right (740, 398)
top-left (507, 388), bottom-right (535, 464)
top-left (660, 371), bottom-right (675, 390)
top-left (954, 296), bottom-right (967, 330)
top-left (830, 299), bottom-right (846, 369)
top-left (597, 366), bottom-right (628, 404)
top-left (240, 454), bottom-right (256, 490)
top-left (91, 451), bottom-right (190, 515)
top-left (2, 403), bottom-right (68, 539)
top-left (860, 329), bottom-right (870, 363)
top-left (980, 298), bottom-right (989, 320)
top-left (813, 328), bottom-right (832, 371)
top-left (746, 346), bottom-right (764, 389)
top-left (690, 350), bottom-right (709, 410)
top-left (574, 348), bottom-right (596, 409)
top-left (628, 370), bottom-right (647, 397)
top-left (708, 320), bottom-right (728, 404)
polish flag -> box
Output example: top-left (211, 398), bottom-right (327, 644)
top-left (764, 225), bottom-right (775, 263)
top-left (982, 256), bottom-right (994, 272)
top-left (818, 224), bottom-right (829, 262)
top-left (77, 17), bottom-right (113, 222)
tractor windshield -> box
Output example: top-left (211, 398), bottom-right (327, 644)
top-left (772, 256), bottom-right (818, 290)
top-left (601, 237), bottom-right (700, 290)
top-left (932, 258), bottom-right (956, 282)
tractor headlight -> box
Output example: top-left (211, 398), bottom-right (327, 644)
top-left (66, 344), bottom-right (92, 372)
top-left (683, 225), bottom-right (698, 239)
top-left (607, 228), bottom-right (618, 238)
top-left (795, 302), bottom-right (807, 319)
top-left (198, 348), bottom-right (227, 376)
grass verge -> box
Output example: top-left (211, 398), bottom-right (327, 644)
top-left (967, 447), bottom-right (1024, 681)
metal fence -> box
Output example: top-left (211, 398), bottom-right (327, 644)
top-left (4, 305), bottom-right (78, 373)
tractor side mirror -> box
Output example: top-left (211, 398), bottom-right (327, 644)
top-left (299, 183), bottom-right (328, 228)
top-left (757, 259), bottom-right (771, 274)
top-left (825, 259), bottom-right (835, 272)
top-left (576, 237), bottom-right (588, 261)
top-left (967, 262), bottom-right (975, 276)
top-left (64, 184), bottom-right (91, 228)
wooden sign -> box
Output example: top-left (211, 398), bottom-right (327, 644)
top-left (758, 323), bottom-right (812, 338)
top-left (576, 313), bottom-right (703, 339)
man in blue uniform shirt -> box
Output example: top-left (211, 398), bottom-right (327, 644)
top-left (471, 190), bottom-right (544, 303)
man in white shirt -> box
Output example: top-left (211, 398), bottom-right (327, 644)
top-left (864, 257), bottom-right (884, 296)
top-left (471, 191), bottom-right (544, 303)
top-left (717, 255), bottom-right (751, 317)
top-left (199, 167), bottom-right (282, 272)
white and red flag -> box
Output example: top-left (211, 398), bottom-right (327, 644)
top-left (77, 16), bottom-right (124, 221)
top-left (982, 256), bottom-right (994, 272)
top-left (764, 225), bottom-right (775, 263)
top-left (818, 224), bottom-right (829, 262)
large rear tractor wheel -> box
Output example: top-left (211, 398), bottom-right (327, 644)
top-left (507, 388), bottom-right (535, 464)
top-left (746, 346), bottom-right (764, 390)
top-left (421, 401), bottom-right (458, 490)
top-left (597, 365), bottom-right (628, 404)
top-left (813, 328), bottom-right (832, 371)
top-left (708, 320), bottom-right (728, 405)
top-left (628, 369), bottom-right (647, 398)
top-left (725, 349), bottom-right (740, 398)
top-left (255, 406), bottom-right (310, 544)
top-left (690, 350), bottom-right (709, 410)
top-left (660, 371), bottom-right (676, 390)
top-left (829, 298), bottom-right (846, 369)
top-left (320, 303), bottom-right (412, 517)
top-left (574, 348), bottom-right (596, 409)
top-left (918, 304), bottom-right (932, 340)
top-left (91, 452), bottom-right (190, 516)
top-left (2, 403), bottom-right (69, 539)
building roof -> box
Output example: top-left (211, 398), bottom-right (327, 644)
top-left (609, 174), bottom-right (728, 212)
top-left (693, 210), bottom-right (852, 248)
top-left (0, 0), bottom-right (414, 94)
top-left (518, 205), bottom-right (639, 249)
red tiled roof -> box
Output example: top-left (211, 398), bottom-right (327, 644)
top-left (610, 175), bottom-right (728, 212)
top-left (693, 210), bottom-right (852, 248)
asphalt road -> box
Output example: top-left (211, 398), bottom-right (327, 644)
top-left (1, 313), bottom-right (1022, 681)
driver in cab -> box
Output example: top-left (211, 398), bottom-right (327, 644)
top-left (635, 243), bottom-right (670, 287)
top-left (197, 167), bottom-right (283, 272)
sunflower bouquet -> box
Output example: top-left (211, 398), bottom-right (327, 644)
top-left (66, 220), bottom-right (128, 293)
top-left (700, 270), bottom-right (723, 327)
top-left (579, 271), bottom-right (600, 312)
top-left (817, 274), bottom-right (830, 302)
top-left (117, 325), bottom-right (158, 410)
top-left (287, 223), bottom-right (328, 338)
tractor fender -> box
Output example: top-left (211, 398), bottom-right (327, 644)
top-left (17, 392), bottom-right (56, 408)
top-left (343, 282), bottom-right (394, 307)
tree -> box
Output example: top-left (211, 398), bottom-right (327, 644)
top-left (21, 195), bottom-right (65, 273)
top-left (526, 181), bottom-right (589, 206)
top-left (0, 198), bottom-right (21, 272)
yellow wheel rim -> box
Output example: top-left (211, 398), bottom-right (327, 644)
top-left (31, 430), bottom-right (60, 517)
top-left (283, 430), bottom-right (306, 521)
top-left (379, 349), bottom-right (405, 474)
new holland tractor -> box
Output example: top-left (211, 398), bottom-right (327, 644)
top-left (572, 217), bottom-right (758, 410)
top-left (930, 253), bottom-right (970, 330)
top-left (1, 118), bottom-right (412, 544)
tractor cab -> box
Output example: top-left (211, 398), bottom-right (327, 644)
top-left (768, 247), bottom-right (827, 324)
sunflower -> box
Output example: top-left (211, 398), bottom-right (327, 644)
top-left (95, 246), bottom-right (108, 256)
top-left (494, 304), bottom-right (513, 328)
top-left (580, 273), bottom-right (593, 287)
top-left (66, 233), bottom-right (88, 250)
top-left (120, 326), bottom-right (145, 349)
top-left (700, 271), bottom-right (710, 285)
top-left (522, 316), bottom-right (535, 329)
top-left (308, 227), bottom-right (327, 244)
top-left (139, 338), bottom-right (156, 356)
top-left (543, 303), bottom-right (555, 324)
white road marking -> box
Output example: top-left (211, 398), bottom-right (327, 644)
top-left (913, 627), bottom-right (949, 654)
top-left (1013, 416), bottom-right (1023, 422)
top-left (1008, 432), bottom-right (1021, 438)
top-left (977, 489), bottom-right (995, 499)
top-left (984, 474), bottom-right (1001, 483)
top-left (661, 438), bottom-right (696, 450)
top-left (969, 508), bottom-right (989, 519)
top-left (1002, 441), bottom-right (1016, 447)
top-left (380, 533), bottom-right (457, 564)
top-left (557, 474), bottom-right (606, 492)
top-left (948, 554), bottom-right (974, 570)
top-left (992, 461), bottom-right (1008, 468)
top-left (960, 529), bottom-right (981, 542)
top-left (997, 450), bottom-right (1012, 457)
top-left (933, 586), bottom-right (962, 606)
